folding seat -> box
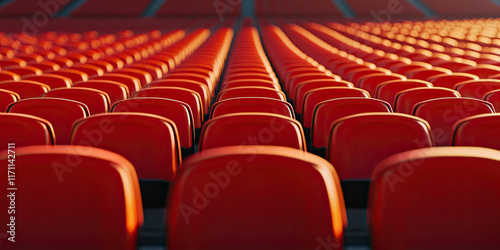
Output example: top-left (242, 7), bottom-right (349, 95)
top-left (112, 53), bottom-right (135, 65)
top-left (462, 65), bottom-right (500, 78)
top-left (413, 98), bottom-right (494, 146)
top-left (452, 113), bottom-right (500, 150)
top-left (454, 79), bottom-right (500, 99)
top-left (347, 68), bottom-right (388, 84)
top-left (394, 87), bottom-right (461, 114)
top-left (287, 73), bottom-right (340, 93)
top-left (134, 87), bottom-right (204, 128)
top-left (293, 80), bottom-right (353, 106)
top-left (71, 64), bottom-right (105, 77)
top-left (301, 87), bottom-right (371, 127)
top-left (0, 113), bottom-right (54, 145)
top-left (483, 89), bottom-right (500, 111)
top-left (127, 63), bottom-right (163, 81)
top-left (140, 59), bottom-right (169, 74)
top-left (221, 79), bottom-right (281, 91)
top-left (31, 61), bottom-right (61, 72)
top-left (406, 67), bottom-right (452, 80)
top-left (0, 89), bottom-right (19, 112)
top-left (51, 68), bottom-right (89, 83)
top-left (7, 98), bottom-right (89, 144)
top-left (224, 73), bottom-right (276, 83)
top-left (358, 73), bottom-right (405, 96)
top-left (111, 97), bottom-right (195, 157)
top-left (312, 98), bottom-right (392, 156)
top-left (391, 62), bottom-right (432, 76)
top-left (375, 79), bottom-right (433, 106)
top-left (428, 73), bottom-right (479, 89)
top-left (3, 65), bottom-right (43, 78)
top-left (24, 74), bottom-right (72, 89)
top-left (0, 80), bottom-right (50, 99)
top-left (96, 73), bottom-right (141, 95)
top-left (435, 61), bottom-right (476, 71)
top-left (65, 53), bottom-right (88, 64)
top-left (0, 58), bottom-right (27, 68)
top-left (328, 113), bottom-right (433, 207)
top-left (115, 68), bottom-right (152, 87)
top-left (167, 145), bottom-right (346, 250)
top-left (217, 86), bottom-right (286, 102)
top-left (174, 67), bottom-right (217, 82)
top-left (74, 80), bottom-right (129, 103)
top-left (149, 79), bottom-right (210, 111)
top-left (0, 145), bottom-right (143, 249)
top-left (102, 56), bottom-right (125, 69)
top-left (369, 147), bottom-right (500, 250)
top-left (43, 87), bottom-right (110, 114)
top-left (70, 113), bottom-right (181, 207)
top-left (0, 71), bottom-right (20, 81)
top-left (50, 56), bottom-right (74, 68)
top-left (86, 59), bottom-right (115, 72)
top-left (199, 113), bottom-right (305, 151)
top-left (16, 53), bottom-right (44, 63)
top-left (210, 97), bottom-right (295, 119)
top-left (162, 73), bottom-right (213, 94)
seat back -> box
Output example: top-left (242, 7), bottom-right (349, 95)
top-left (454, 79), bottom-right (500, 99)
top-left (7, 98), bottom-right (89, 144)
top-left (484, 89), bottom-right (500, 111)
top-left (375, 80), bottom-right (433, 106)
top-left (358, 74), bottom-right (403, 96)
top-left (0, 145), bottom-right (143, 249)
top-left (167, 145), bottom-right (346, 250)
top-left (210, 97), bottom-right (295, 119)
top-left (0, 80), bottom-right (50, 99)
top-left (413, 97), bottom-right (495, 146)
top-left (428, 73), bottom-right (479, 89)
top-left (452, 114), bottom-right (500, 150)
top-left (312, 98), bottom-right (392, 150)
top-left (0, 113), bottom-right (55, 145)
top-left (199, 113), bottom-right (305, 151)
top-left (327, 113), bottom-right (433, 180)
top-left (74, 80), bottom-right (129, 103)
top-left (394, 87), bottom-right (460, 114)
top-left (70, 113), bottom-right (181, 181)
top-left (0, 89), bottom-right (19, 111)
top-left (24, 74), bottom-right (73, 89)
top-left (43, 87), bottom-right (110, 114)
top-left (370, 147), bottom-right (500, 250)
top-left (217, 87), bottom-right (286, 102)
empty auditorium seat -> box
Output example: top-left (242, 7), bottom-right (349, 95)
top-left (7, 98), bottom-right (89, 145)
top-left (358, 73), bottom-right (405, 95)
top-left (74, 80), bottom-right (129, 103)
top-left (413, 98), bottom-right (495, 146)
top-left (375, 80), bottom-right (433, 106)
top-left (24, 74), bottom-right (72, 89)
top-left (292, 79), bottom-right (353, 104)
top-left (428, 73), bottom-right (479, 89)
top-left (0, 80), bottom-right (50, 99)
top-left (210, 97), bottom-right (295, 119)
top-left (0, 145), bottom-right (143, 249)
top-left (327, 113), bottom-right (432, 207)
top-left (370, 147), bottom-right (500, 250)
top-left (199, 113), bottom-right (305, 151)
top-left (52, 68), bottom-right (89, 83)
top-left (217, 87), bottom-right (287, 102)
top-left (394, 87), bottom-right (461, 114)
top-left (96, 73), bottom-right (142, 95)
top-left (149, 79), bottom-right (211, 112)
top-left (167, 145), bottom-right (346, 250)
top-left (70, 113), bottom-right (181, 207)
top-left (452, 114), bottom-right (500, 150)
top-left (111, 97), bottom-right (195, 156)
top-left (454, 79), bottom-right (500, 99)
top-left (43, 87), bottom-right (111, 114)
top-left (0, 113), bottom-right (54, 145)
top-left (0, 89), bottom-right (19, 112)
top-left (312, 98), bottom-right (392, 156)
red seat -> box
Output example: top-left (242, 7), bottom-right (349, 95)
top-left (301, 87), bottom-right (370, 127)
top-left (452, 114), bottom-right (500, 150)
top-left (117, 68), bottom-right (153, 86)
top-left (71, 64), bottom-right (105, 77)
top-left (394, 87), bottom-right (461, 114)
top-left (0, 58), bottom-right (27, 68)
top-left (221, 79), bottom-right (281, 91)
top-left (327, 113), bottom-right (432, 180)
top-left (358, 73), bottom-right (405, 96)
top-left (210, 97), bottom-right (295, 119)
top-left (0, 89), bottom-right (19, 112)
top-left (454, 79), bottom-right (500, 99)
top-left (24, 74), bottom-right (72, 89)
top-left (74, 80), bottom-right (129, 104)
top-left (406, 67), bottom-right (452, 81)
top-left (148, 79), bottom-right (210, 113)
top-left (287, 73), bottom-right (340, 93)
top-left (167, 145), bottom-right (346, 250)
top-left (0, 80), bottom-right (50, 99)
top-left (31, 61), bottom-right (61, 72)
top-left (3, 65), bottom-right (43, 78)
top-left (51, 68), bottom-right (89, 83)
top-left (7, 97), bottom-right (89, 144)
top-left (312, 98), bottom-right (392, 154)
top-left (43, 87), bottom-right (110, 114)
top-left (428, 73), bottom-right (479, 89)
top-left (217, 87), bottom-right (287, 102)
top-left (0, 71), bottom-right (21, 81)
top-left (292, 79), bottom-right (353, 104)
top-left (127, 63), bottom-right (163, 80)
top-left (96, 73), bottom-right (141, 95)
top-left (484, 89), bottom-right (500, 111)
top-left (375, 80), bottom-right (433, 106)
top-left (0, 145), bottom-right (143, 249)
top-left (370, 147), bottom-right (500, 250)
top-left (462, 65), bottom-right (500, 78)
top-left (70, 113), bottom-right (181, 181)
top-left (413, 98), bottom-right (495, 146)
top-left (0, 113), bottom-right (54, 145)
top-left (199, 113), bottom-right (305, 151)
top-left (111, 97), bottom-right (195, 154)
top-left (134, 87), bottom-right (204, 128)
